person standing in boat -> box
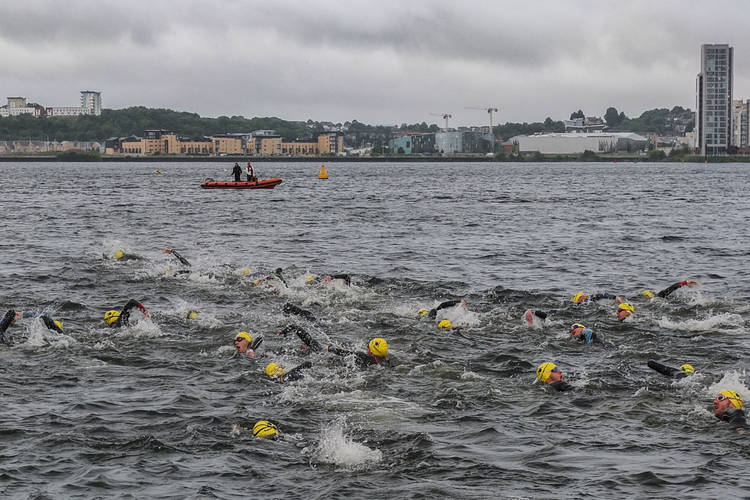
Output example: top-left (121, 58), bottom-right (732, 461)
top-left (246, 162), bottom-right (256, 182)
top-left (232, 162), bottom-right (242, 182)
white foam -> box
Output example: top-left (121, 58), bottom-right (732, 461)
top-left (707, 370), bottom-right (749, 402)
top-left (309, 419), bottom-right (382, 469)
top-left (657, 312), bottom-right (744, 331)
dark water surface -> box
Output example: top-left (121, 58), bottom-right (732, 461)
top-left (1, 161), bottom-right (749, 499)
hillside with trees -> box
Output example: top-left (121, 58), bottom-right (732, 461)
top-left (0, 105), bottom-right (695, 147)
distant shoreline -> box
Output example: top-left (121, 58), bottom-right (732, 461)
top-left (1, 154), bottom-right (749, 163)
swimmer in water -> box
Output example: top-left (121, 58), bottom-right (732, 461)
top-left (536, 362), bottom-right (574, 392)
top-left (278, 324), bottom-right (323, 353)
top-left (713, 390), bottom-right (747, 434)
top-left (615, 302), bottom-right (635, 322)
top-left (324, 338), bottom-right (390, 368)
top-left (162, 248), bottom-right (191, 267)
top-left (103, 299), bottom-right (150, 328)
top-left (647, 360), bottom-right (694, 379)
top-left (569, 323), bottom-right (597, 345)
top-left (419, 299), bottom-right (467, 320)
top-left (233, 331), bottom-right (263, 358)
top-left (282, 303), bottom-right (316, 322)
top-left (639, 280), bottom-right (698, 299)
top-left (571, 291), bottom-right (624, 305)
top-left (0, 309), bottom-right (64, 345)
top-left (264, 361), bottom-right (313, 384)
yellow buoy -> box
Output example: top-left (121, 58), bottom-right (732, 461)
top-left (318, 165), bottom-right (328, 179)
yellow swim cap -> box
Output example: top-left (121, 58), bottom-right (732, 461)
top-left (680, 364), bottom-right (694, 374)
top-left (536, 362), bottom-right (557, 383)
top-left (265, 362), bottom-right (284, 378)
top-left (640, 290), bottom-right (655, 299)
top-left (618, 303), bottom-right (635, 314)
top-left (368, 338), bottom-right (388, 357)
top-left (417, 308), bottom-right (429, 317)
top-left (104, 310), bottom-right (120, 326)
top-left (572, 292), bottom-right (586, 303)
top-left (186, 310), bottom-right (200, 320)
top-left (306, 275), bottom-right (315, 282)
top-left (438, 320), bottom-right (452, 329)
top-left (719, 390), bottom-right (743, 409)
top-left (241, 268), bottom-right (254, 276)
top-left (570, 323), bottom-right (585, 331)
top-left (235, 331), bottom-right (252, 343)
top-left (54, 320), bottom-right (64, 331)
top-left (252, 420), bottom-right (280, 439)
top-left (114, 250), bottom-right (124, 260)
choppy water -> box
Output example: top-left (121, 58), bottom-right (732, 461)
top-left (1, 161), bottom-right (749, 499)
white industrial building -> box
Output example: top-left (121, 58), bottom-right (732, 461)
top-left (512, 132), bottom-right (648, 154)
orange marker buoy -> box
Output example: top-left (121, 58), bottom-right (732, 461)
top-left (318, 165), bottom-right (328, 179)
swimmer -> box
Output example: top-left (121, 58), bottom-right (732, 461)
top-left (324, 337), bottom-right (390, 368)
top-left (646, 360), bottom-right (694, 379)
top-left (233, 331), bottom-right (263, 358)
top-left (282, 303), bottom-right (316, 322)
top-left (523, 309), bottom-right (548, 326)
top-left (616, 302), bottom-right (635, 322)
top-left (421, 299), bottom-right (467, 320)
top-left (265, 361), bottom-right (313, 383)
top-left (569, 323), bottom-right (597, 345)
top-left (251, 420), bottom-right (279, 440)
top-left (278, 324), bottom-right (323, 352)
top-left (104, 299), bottom-right (150, 328)
top-left (572, 291), bottom-right (624, 304)
top-left (162, 248), bottom-right (191, 267)
top-left (1, 309), bottom-right (64, 345)
top-left (254, 268), bottom-right (288, 292)
top-left (640, 280), bottom-right (698, 299)
top-left (713, 390), bottom-right (747, 434)
top-left (321, 274), bottom-right (352, 287)
top-left (536, 362), bottom-right (574, 392)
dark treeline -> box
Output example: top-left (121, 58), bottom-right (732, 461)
top-left (0, 105), bottom-right (695, 144)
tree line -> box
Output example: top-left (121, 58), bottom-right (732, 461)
top-left (0, 105), bottom-right (695, 145)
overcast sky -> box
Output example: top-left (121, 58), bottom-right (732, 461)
top-left (1, 0), bottom-right (748, 127)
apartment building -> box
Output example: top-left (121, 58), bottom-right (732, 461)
top-left (696, 44), bottom-right (733, 155)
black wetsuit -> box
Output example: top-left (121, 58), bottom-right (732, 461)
top-left (328, 274), bottom-right (351, 286)
top-left (427, 299), bottom-right (463, 319)
top-left (169, 250), bottom-right (191, 267)
top-left (530, 310), bottom-right (548, 320)
top-left (327, 346), bottom-right (388, 368)
top-left (720, 407), bottom-right (748, 431)
top-left (656, 281), bottom-right (691, 298)
top-left (110, 299), bottom-right (148, 329)
top-left (280, 361), bottom-right (312, 383)
top-left (0, 310), bottom-right (15, 345)
top-left (232, 164), bottom-right (242, 181)
top-left (1, 309), bottom-right (63, 346)
top-left (283, 303), bottom-right (316, 322)
top-left (590, 293), bottom-right (618, 302)
top-left (549, 380), bottom-right (574, 392)
top-left (280, 324), bottom-right (323, 352)
top-left (647, 360), bottom-right (690, 379)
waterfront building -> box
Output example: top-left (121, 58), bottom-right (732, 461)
top-left (281, 138), bottom-right (319, 155)
top-left (212, 134), bottom-right (245, 155)
top-left (0, 97), bottom-right (45, 117)
top-left (388, 133), bottom-right (436, 154)
top-left (731, 99), bottom-right (749, 149)
top-left (696, 44), bottom-right (733, 155)
top-left (81, 91), bottom-right (102, 116)
top-left (435, 130), bottom-right (492, 154)
top-left (511, 132), bottom-right (647, 155)
top-left (563, 117), bottom-right (607, 133)
top-left (317, 132), bottom-right (344, 155)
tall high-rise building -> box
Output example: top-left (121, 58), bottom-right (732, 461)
top-left (732, 99), bottom-right (749, 149)
top-left (80, 90), bottom-right (102, 116)
top-left (696, 44), bottom-right (733, 155)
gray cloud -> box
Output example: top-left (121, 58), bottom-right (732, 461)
top-left (0, 0), bottom-right (748, 126)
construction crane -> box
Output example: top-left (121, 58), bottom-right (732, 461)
top-left (466, 106), bottom-right (499, 152)
top-left (429, 113), bottom-right (453, 131)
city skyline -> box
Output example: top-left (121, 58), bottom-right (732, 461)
top-left (1, 0), bottom-right (749, 127)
